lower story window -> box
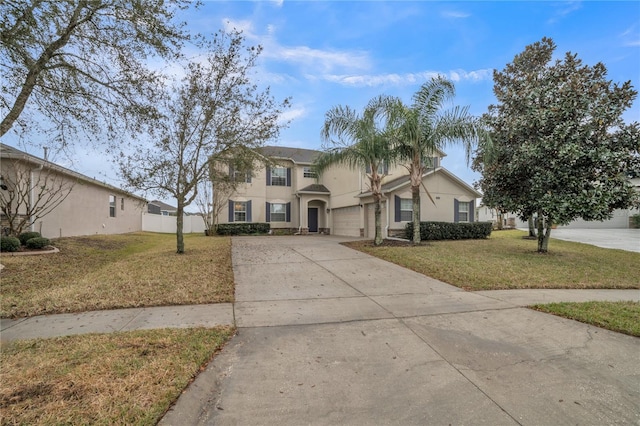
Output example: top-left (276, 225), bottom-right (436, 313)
top-left (109, 195), bottom-right (116, 217)
top-left (270, 203), bottom-right (286, 222)
top-left (458, 201), bottom-right (470, 222)
top-left (234, 201), bottom-right (247, 222)
top-left (400, 198), bottom-right (412, 221)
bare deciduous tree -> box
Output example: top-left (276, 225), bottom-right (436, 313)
top-left (0, 158), bottom-right (74, 236)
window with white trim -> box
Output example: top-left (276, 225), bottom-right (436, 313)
top-left (458, 201), bottom-right (470, 222)
top-left (234, 201), bottom-right (247, 222)
top-left (400, 198), bottom-right (413, 221)
top-left (109, 195), bottom-right (116, 217)
top-left (271, 167), bottom-right (287, 186)
top-left (270, 203), bottom-right (287, 222)
top-left (303, 167), bottom-right (316, 178)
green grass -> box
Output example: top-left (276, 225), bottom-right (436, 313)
top-left (1, 232), bottom-right (234, 318)
top-left (0, 327), bottom-right (235, 425)
top-left (532, 301), bottom-right (640, 337)
top-left (343, 230), bottom-right (640, 291)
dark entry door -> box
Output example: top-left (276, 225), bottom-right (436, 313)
top-left (308, 208), bottom-right (319, 232)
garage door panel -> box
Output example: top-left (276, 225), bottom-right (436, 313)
top-left (332, 206), bottom-right (360, 236)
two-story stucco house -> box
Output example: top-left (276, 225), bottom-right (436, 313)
top-left (216, 146), bottom-right (482, 238)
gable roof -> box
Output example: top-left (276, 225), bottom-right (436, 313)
top-left (149, 200), bottom-right (177, 211)
top-left (298, 183), bottom-right (330, 194)
top-left (259, 146), bottom-right (321, 164)
top-left (357, 167), bottom-right (482, 198)
top-left (0, 143), bottom-right (147, 202)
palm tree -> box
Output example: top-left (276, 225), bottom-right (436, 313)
top-left (315, 95), bottom-right (396, 246)
top-left (392, 76), bottom-right (480, 244)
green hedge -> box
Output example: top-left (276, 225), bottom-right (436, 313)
top-left (216, 223), bottom-right (270, 236)
top-left (18, 231), bottom-right (41, 245)
top-left (0, 236), bottom-right (21, 252)
top-left (404, 221), bottom-right (493, 241)
top-left (25, 237), bottom-right (51, 249)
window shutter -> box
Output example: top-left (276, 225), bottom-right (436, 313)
top-left (286, 202), bottom-right (291, 222)
top-left (383, 161), bottom-right (389, 175)
top-left (469, 201), bottom-right (475, 223)
top-left (228, 200), bottom-right (234, 223)
top-left (454, 199), bottom-right (459, 223)
top-left (265, 202), bottom-right (271, 222)
top-left (266, 168), bottom-right (271, 186)
top-left (286, 168), bottom-right (291, 187)
top-left (229, 163), bottom-right (234, 178)
top-left (247, 200), bottom-right (252, 222)
top-left (394, 195), bottom-right (401, 222)
top-left (246, 172), bottom-right (252, 183)
top-left (365, 164), bottom-right (371, 173)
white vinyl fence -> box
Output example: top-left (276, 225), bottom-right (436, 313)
top-left (142, 213), bottom-right (206, 234)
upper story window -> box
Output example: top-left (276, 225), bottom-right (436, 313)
top-left (366, 161), bottom-right (389, 175)
top-left (270, 167), bottom-right (287, 186)
top-left (109, 195), bottom-right (116, 217)
top-left (303, 167), bottom-right (317, 178)
top-left (229, 164), bottom-right (251, 183)
top-left (121, 198), bottom-right (124, 211)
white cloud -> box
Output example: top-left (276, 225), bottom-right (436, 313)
top-left (547, 1), bottom-right (582, 24)
top-left (266, 45), bottom-right (370, 73)
top-left (222, 18), bottom-right (257, 39)
top-left (278, 106), bottom-right (306, 124)
top-left (270, 0), bottom-right (284, 7)
top-left (319, 69), bottom-right (493, 87)
top-left (441, 10), bottom-right (471, 19)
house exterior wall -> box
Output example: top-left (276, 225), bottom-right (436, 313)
top-left (0, 151), bottom-right (145, 239)
top-left (215, 148), bottom-right (480, 237)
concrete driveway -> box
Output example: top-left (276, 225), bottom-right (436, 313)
top-left (161, 236), bottom-right (640, 425)
top-left (547, 228), bottom-right (640, 252)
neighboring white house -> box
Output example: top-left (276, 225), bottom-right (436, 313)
top-left (1, 143), bottom-right (146, 239)
top-left (215, 146), bottom-right (482, 238)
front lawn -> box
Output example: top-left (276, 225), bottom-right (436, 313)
top-left (343, 230), bottom-right (640, 290)
top-left (1, 232), bottom-right (235, 318)
top-left (0, 327), bottom-right (234, 425)
top-left (532, 301), bottom-right (640, 337)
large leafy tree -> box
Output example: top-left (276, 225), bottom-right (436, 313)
top-left (391, 77), bottom-right (480, 244)
top-left (0, 0), bottom-right (192, 143)
top-left (315, 96), bottom-right (396, 246)
top-left (475, 37), bottom-right (640, 253)
top-left (119, 29), bottom-right (290, 253)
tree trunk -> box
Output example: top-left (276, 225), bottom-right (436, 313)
top-left (412, 184), bottom-right (421, 244)
top-left (536, 212), bottom-right (551, 253)
top-left (176, 202), bottom-right (185, 254)
top-left (528, 215), bottom-right (536, 237)
top-left (374, 197), bottom-right (383, 246)
top-left (496, 211), bottom-right (503, 230)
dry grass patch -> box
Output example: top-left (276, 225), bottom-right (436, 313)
top-left (0, 327), bottom-right (234, 426)
top-left (1, 233), bottom-right (234, 318)
top-left (343, 230), bottom-right (640, 290)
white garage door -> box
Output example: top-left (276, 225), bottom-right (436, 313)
top-left (332, 206), bottom-right (360, 236)
top-left (561, 209), bottom-right (631, 229)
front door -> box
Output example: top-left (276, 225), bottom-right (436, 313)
top-left (308, 208), bottom-right (318, 232)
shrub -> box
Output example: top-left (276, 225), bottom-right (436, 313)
top-left (0, 236), bottom-right (21, 252)
top-left (216, 223), bottom-right (270, 236)
top-left (25, 237), bottom-right (51, 249)
top-left (18, 231), bottom-right (41, 245)
top-left (404, 221), bottom-right (493, 241)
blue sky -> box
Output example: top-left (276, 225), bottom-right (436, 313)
top-left (7, 1), bottom-right (640, 208)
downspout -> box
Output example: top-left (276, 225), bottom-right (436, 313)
top-left (29, 148), bottom-right (47, 232)
top-left (294, 193), bottom-right (302, 235)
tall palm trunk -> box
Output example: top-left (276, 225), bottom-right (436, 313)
top-left (373, 194), bottom-right (383, 246)
top-left (411, 184), bottom-right (421, 243)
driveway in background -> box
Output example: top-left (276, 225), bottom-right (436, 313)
top-left (550, 228), bottom-right (640, 252)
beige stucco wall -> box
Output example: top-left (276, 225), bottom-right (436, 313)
top-left (1, 159), bottom-right (144, 239)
